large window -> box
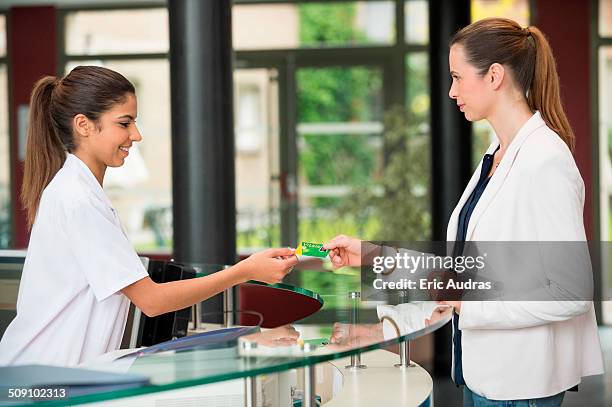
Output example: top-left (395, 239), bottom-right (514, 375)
top-left (62, 8), bottom-right (172, 253)
top-left (65, 9), bottom-right (168, 55)
top-left (233, 1), bottom-right (432, 253)
top-left (234, 68), bottom-right (283, 250)
top-left (598, 0), bottom-right (612, 323)
top-left (0, 13), bottom-right (9, 249)
top-left (296, 65), bottom-right (385, 239)
top-left (233, 1), bottom-right (395, 50)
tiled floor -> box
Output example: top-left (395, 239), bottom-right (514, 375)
top-left (430, 327), bottom-right (612, 406)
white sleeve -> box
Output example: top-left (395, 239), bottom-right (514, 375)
top-left (66, 196), bottom-right (149, 301)
top-left (459, 300), bottom-right (591, 330)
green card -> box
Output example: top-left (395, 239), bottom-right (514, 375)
top-left (296, 241), bottom-right (329, 258)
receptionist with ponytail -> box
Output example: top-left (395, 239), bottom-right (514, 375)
top-left (324, 18), bottom-right (603, 406)
top-left (0, 66), bottom-right (297, 367)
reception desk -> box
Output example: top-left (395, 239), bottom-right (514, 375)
top-left (0, 254), bottom-right (451, 406)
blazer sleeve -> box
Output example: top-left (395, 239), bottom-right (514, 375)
top-left (459, 146), bottom-right (593, 330)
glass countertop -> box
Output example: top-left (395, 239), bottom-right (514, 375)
top-left (11, 267), bottom-right (452, 406)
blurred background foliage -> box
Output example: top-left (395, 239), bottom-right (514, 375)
top-left (296, 2), bottom-right (431, 243)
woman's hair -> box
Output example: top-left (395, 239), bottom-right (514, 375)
top-left (450, 18), bottom-right (574, 152)
top-left (22, 66), bottom-right (135, 229)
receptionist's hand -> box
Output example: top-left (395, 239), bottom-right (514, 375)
top-left (240, 247), bottom-right (298, 284)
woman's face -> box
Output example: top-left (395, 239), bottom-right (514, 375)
top-left (77, 93), bottom-right (142, 172)
top-left (448, 44), bottom-right (495, 122)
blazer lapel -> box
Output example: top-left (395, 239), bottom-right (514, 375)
top-left (464, 112), bottom-right (546, 240)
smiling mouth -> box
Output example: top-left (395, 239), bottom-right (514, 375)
top-left (119, 147), bottom-right (130, 153)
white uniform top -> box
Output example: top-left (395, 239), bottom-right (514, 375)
top-left (0, 154), bottom-right (148, 366)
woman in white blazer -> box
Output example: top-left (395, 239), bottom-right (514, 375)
top-left (323, 18), bottom-right (603, 406)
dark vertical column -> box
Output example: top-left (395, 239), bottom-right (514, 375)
top-left (9, 6), bottom-right (57, 248)
top-left (280, 56), bottom-right (299, 247)
top-left (429, 0), bottom-right (471, 375)
top-left (168, 0), bottom-right (236, 319)
top-left (384, 0), bottom-right (406, 110)
top-left (168, 0), bottom-right (236, 265)
top-left (430, 0), bottom-right (472, 241)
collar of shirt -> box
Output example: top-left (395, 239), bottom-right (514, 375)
top-left (64, 153), bottom-right (115, 211)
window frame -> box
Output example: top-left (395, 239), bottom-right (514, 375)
top-left (593, 0), bottom-right (610, 322)
top-left (57, 3), bottom-right (169, 72)
top-left (0, 10), bottom-right (11, 249)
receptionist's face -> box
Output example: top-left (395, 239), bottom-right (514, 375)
top-left (93, 93), bottom-right (142, 169)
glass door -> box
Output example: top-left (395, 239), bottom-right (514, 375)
top-left (234, 68), bottom-right (282, 252)
top-left (294, 65), bottom-right (385, 245)
top-left (232, 60), bottom-right (389, 252)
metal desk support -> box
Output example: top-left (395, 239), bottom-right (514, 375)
top-left (345, 291), bottom-right (366, 369)
top-left (303, 365), bottom-right (316, 407)
top-left (395, 340), bottom-right (414, 368)
top-left (245, 376), bottom-right (257, 407)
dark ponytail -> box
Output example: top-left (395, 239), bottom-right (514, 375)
top-left (22, 76), bottom-right (65, 230)
top-left (450, 18), bottom-right (575, 152)
top-left (21, 66), bottom-right (135, 229)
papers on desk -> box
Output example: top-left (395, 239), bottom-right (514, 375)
top-left (120, 326), bottom-right (259, 359)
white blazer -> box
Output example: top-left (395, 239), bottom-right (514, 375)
top-left (448, 112), bottom-right (604, 399)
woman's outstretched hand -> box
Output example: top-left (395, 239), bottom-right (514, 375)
top-left (323, 235), bottom-right (365, 268)
top-left (239, 248), bottom-right (298, 284)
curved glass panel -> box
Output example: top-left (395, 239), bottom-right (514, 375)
top-left (19, 268), bottom-right (451, 406)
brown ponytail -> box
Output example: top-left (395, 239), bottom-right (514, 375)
top-left (526, 26), bottom-right (575, 151)
top-left (450, 18), bottom-right (575, 152)
top-left (21, 66), bottom-right (135, 229)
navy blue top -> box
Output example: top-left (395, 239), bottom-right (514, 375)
top-left (452, 148), bottom-right (497, 386)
